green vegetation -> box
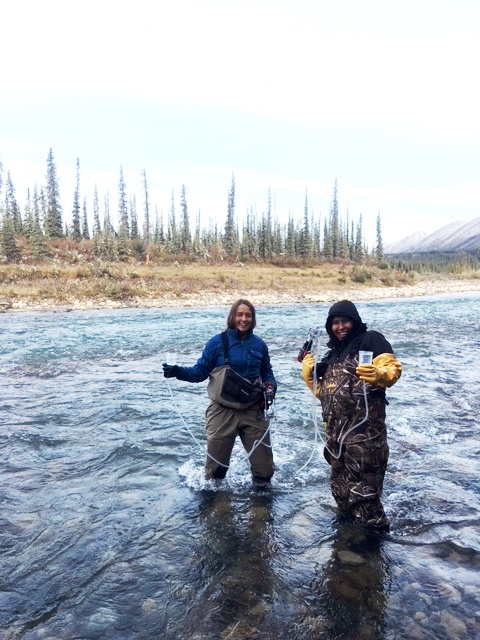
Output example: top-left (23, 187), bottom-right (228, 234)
top-left (388, 251), bottom-right (480, 274)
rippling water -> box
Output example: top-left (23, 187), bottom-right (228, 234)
top-left (1, 294), bottom-right (479, 639)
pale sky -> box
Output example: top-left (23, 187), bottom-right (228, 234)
top-left (1, 0), bottom-right (479, 247)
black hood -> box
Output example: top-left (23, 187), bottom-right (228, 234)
top-left (325, 300), bottom-right (367, 345)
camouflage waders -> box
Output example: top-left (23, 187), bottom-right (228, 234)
top-left (320, 354), bottom-right (390, 531)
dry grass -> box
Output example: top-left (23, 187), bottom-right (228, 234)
top-left (0, 260), bottom-right (478, 310)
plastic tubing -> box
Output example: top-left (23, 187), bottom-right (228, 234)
top-left (296, 336), bottom-right (326, 475)
top-left (297, 339), bottom-right (371, 475)
top-left (327, 381), bottom-right (369, 460)
top-left (166, 378), bottom-right (273, 469)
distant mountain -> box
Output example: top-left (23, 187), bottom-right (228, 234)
top-left (385, 217), bottom-right (480, 254)
top-left (384, 230), bottom-right (429, 254)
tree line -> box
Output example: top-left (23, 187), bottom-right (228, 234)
top-left (0, 148), bottom-right (385, 264)
top-left (391, 251), bottom-right (479, 273)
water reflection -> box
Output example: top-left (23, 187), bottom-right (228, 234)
top-left (308, 522), bottom-right (390, 640)
top-left (184, 488), bottom-right (275, 639)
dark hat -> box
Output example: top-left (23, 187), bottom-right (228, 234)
top-left (325, 300), bottom-right (364, 336)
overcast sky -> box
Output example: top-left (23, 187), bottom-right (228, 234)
top-left (1, 0), bottom-right (479, 246)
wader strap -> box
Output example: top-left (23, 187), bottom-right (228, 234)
top-left (221, 332), bottom-right (231, 366)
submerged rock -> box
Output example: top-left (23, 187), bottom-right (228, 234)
top-left (440, 610), bottom-right (468, 638)
top-left (336, 549), bottom-right (367, 566)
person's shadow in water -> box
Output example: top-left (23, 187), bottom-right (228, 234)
top-left (308, 521), bottom-right (390, 640)
top-left (184, 487), bottom-right (275, 638)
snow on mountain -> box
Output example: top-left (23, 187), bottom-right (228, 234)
top-left (384, 231), bottom-right (428, 254)
top-left (385, 218), bottom-right (480, 254)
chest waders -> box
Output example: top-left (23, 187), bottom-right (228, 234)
top-left (320, 354), bottom-right (390, 531)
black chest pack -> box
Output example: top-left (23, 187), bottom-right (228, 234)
top-left (206, 332), bottom-right (263, 409)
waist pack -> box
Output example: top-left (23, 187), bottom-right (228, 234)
top-left (206, 332), bottom-right (263, 409)
top-left (207, 365), bottom-right (263, 409)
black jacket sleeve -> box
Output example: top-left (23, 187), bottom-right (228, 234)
top-left (359, 331), bottom-right (394, 358)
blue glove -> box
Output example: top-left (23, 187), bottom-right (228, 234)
top-left (162, 363), bottom-right (180, 379)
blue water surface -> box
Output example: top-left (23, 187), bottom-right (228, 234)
top-left (1, 294), bottom-right (479, 639)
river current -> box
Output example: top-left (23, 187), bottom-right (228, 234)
top-left (1, 294), bottom-right (479, 639)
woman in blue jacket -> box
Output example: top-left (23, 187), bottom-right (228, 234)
top-left (163, 299), bottom-right (277, 483)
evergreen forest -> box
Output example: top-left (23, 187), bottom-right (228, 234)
top-left (1, 149), bottom-right (478, 276)
top-left (0, 149), bottom-right (383, 265)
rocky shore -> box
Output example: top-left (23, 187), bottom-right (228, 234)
top-left (2, 278), bottom-right (479, 313)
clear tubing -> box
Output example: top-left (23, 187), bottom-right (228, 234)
top-left (166, 378), bottom-right (273, 469)
top-left (297, 337), bottom-right (371, 475)
top-left (296, 336), bottom-right (326, 475)
top-left (326, 381), bottom-right (369, 460)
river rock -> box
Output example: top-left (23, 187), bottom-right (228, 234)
top-left (336, 550), bottom-right (367, 565)
top-left (437, 582), bottom-right (462, 604)
top-left (0, 298), bottom-right (12, 311)
top-left (440, 610), bottom-right (468, 638)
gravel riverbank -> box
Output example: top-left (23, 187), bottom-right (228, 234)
top-left (2, 277), bottom-right (479, 312)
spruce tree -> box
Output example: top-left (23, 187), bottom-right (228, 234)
top-left (44, 148), bottom-right (63, 238)
top-left (285, 214), bottom-right (296, 257)
top-left (92, 186), bottom-right (101, 237)
top-left (118, 166), bottom-right (129, 239)
top-left (142, 169), bottom-right (151, 251)
top-left (375, 211), bottom-right (384, 260)
top-left (273, 218), bottom-right (283, 257)
top-left (155, 206), bottom-right (165, 245)
top-left (1, 209), bottom-right (20, 261)
top-left (29, 185), bottom-right (48, 257)
top-left (330, 179), bottom-right (340, 258)
top-left (354, 214), bottom-right (364, 262)
top-left (350, 219), bottom-right (355, 259)
top-left (338, 220), bottom-right (348, 259)
top-left (323, 218), bottom-right (333, 259)
top-left (5, 171), bottom-right (23, 236)
top-left (224, 173), bottom-right (238, 258)
top-left (130, 195), bottom-right (139, 239)
top-left (71, 158), bottom-right (82, 241)
top-left (82, 197), bottom-right (90, 239)
top-left (258, 212), bottom-right (266, 259)
top-left (240, 207), bottom-right (255, 260)
top-left (103, 192), bottom-right (113, 235)
top-left (180, 185), bottom-right (191, 254)
top-left (24, 188), bottom-right (33, 239)
top-left (264, 189), bottom-right (273, 259)
top-left (169, 190), bottom-right (180, 254)
top-left (299, 190), bottom-right (311, 258)
top-left (193, 209), bottom-right (202, 257)
top-left (312, 215), bottom-right (322, 258)
top-left (96, 192), bottom-right (118, 261)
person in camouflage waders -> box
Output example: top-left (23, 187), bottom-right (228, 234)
top-left (301, 300), bottom-right (402, 532)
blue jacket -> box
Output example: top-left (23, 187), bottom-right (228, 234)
top-left (176, 328), bottom-right (276, 388)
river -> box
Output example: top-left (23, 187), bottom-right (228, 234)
top-left (1, 294), bottom-right (479, 639)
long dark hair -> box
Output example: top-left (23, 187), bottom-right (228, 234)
top-left (226, 299), bottom-right (256, 331)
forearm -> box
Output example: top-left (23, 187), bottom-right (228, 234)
top-left (301, 353), bottom-right (322, 398)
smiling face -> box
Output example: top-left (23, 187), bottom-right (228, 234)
top-left (331, 316), bottom-right (354, 342)
top-left (235, 303), bottom-right (254, 334)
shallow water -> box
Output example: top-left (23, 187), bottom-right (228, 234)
top-left (1, 294), bottom-right (479, 639)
